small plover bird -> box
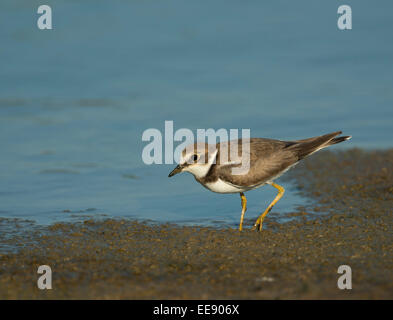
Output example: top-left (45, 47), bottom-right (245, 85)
top-left (168, 131), bottom-right (351, 231)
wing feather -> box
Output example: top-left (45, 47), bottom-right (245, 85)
top-left (216, 138), bottom-right (297, 187)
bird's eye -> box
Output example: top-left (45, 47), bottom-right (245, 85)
top-left (192, 154), bottom-right (199, 161)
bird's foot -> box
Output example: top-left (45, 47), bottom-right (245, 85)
top-left (252, 221), bottom-right (263, 232)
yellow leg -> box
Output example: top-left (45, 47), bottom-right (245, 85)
top-left (252, 182), bottom-right (285, 231)
top-left (239, 192), bottom-right (247, 231)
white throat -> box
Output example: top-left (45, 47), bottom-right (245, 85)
top-left (183, 163), bottom-right (212, 179)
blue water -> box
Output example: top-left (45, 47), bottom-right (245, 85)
top-left (1, 0), bottom-right (392, 227)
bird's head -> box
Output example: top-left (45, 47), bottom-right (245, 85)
top-left (168, 142), bottom-right (218, 179)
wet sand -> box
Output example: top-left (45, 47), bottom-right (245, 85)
top-left (0, 149), bottom-right (392, 299)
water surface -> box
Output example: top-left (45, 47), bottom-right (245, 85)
top-left (1, 0), bottom-right (392, 227)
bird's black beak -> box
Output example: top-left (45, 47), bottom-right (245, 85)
top-left (168, 164), bottom-right (183, 177)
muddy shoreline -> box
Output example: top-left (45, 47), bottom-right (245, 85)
top-left (0, 149), bottom-right (392, 299)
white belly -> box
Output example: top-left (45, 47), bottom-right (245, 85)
top-left (204, 178), bottom-right (249, 194)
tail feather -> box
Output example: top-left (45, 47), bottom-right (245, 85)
top-left (287, 131), bottom-right (351, 160)
top-left (328, 135), bottom-right (352, 145)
